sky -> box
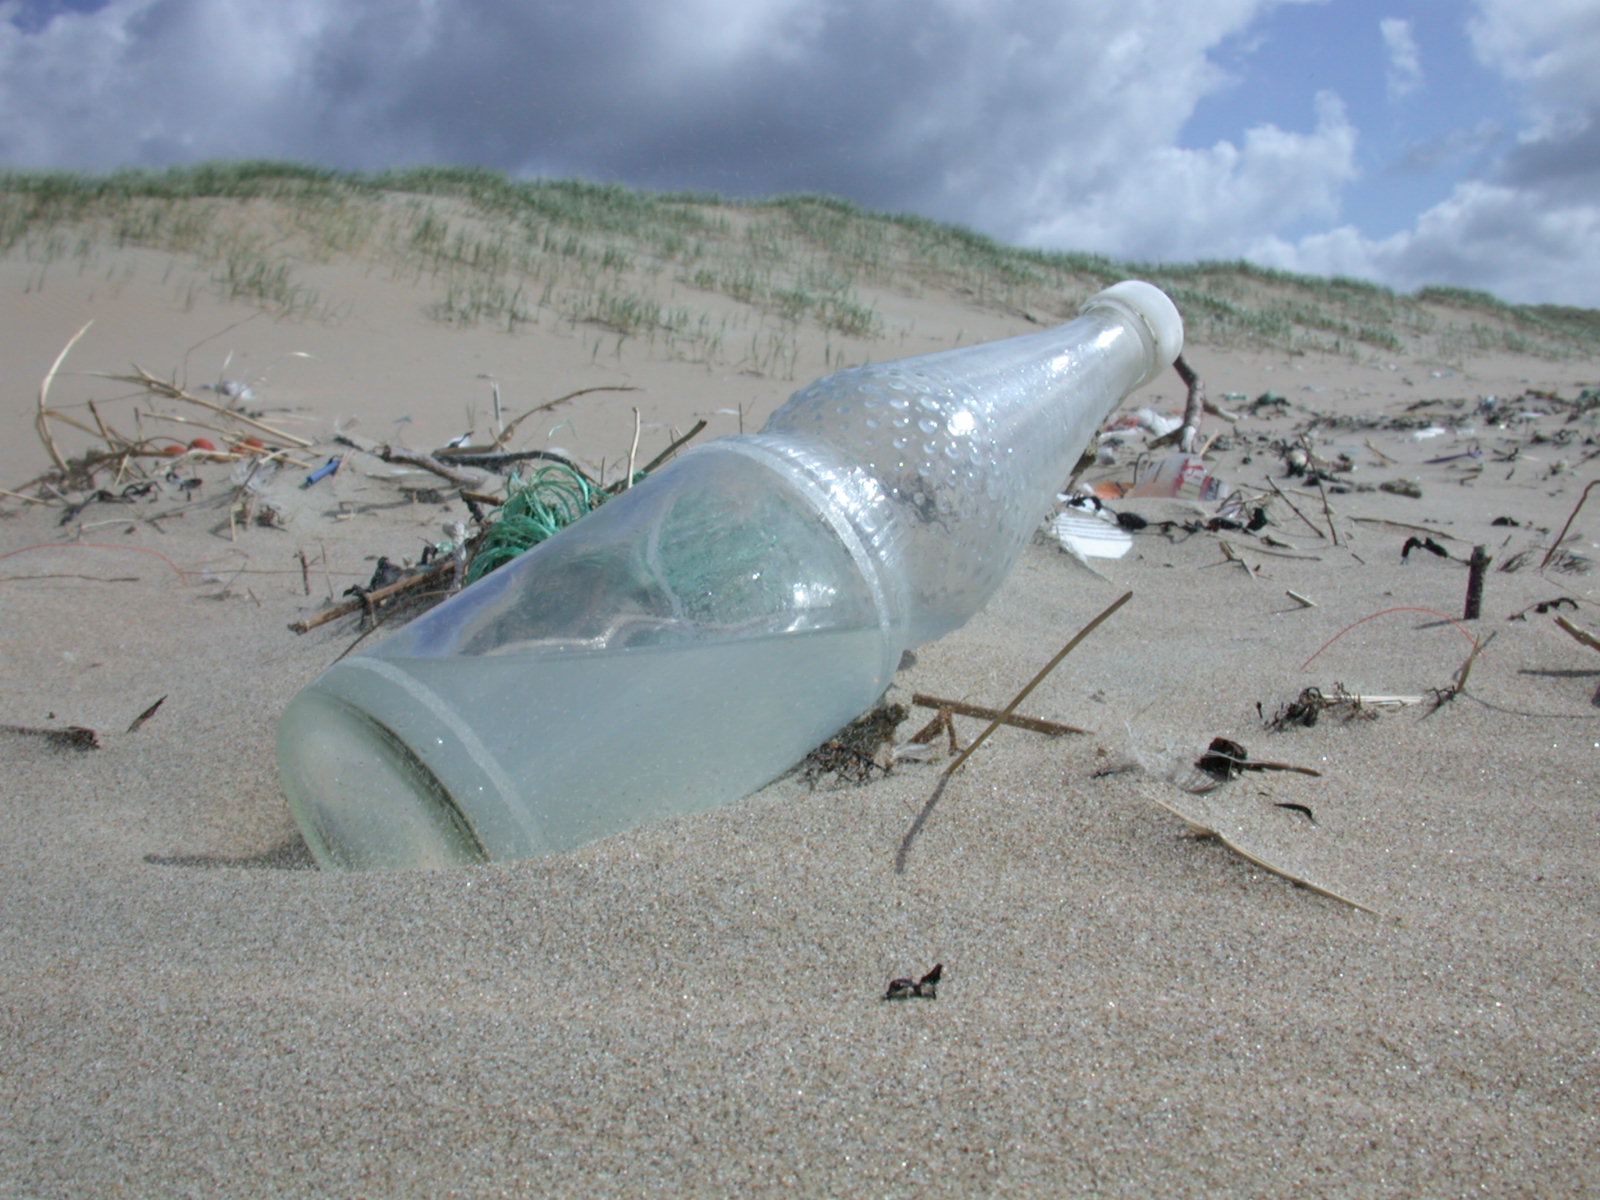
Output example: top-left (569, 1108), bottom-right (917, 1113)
top-left (2, 0), bottom-right (1597, 307)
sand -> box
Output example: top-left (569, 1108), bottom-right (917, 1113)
top-left (2, 243), bottom-right (1598, 1197)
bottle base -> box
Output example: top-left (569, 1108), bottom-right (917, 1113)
top-left (277, 686), bottom-right (487, 870)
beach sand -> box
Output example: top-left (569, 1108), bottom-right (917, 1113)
top-left (3, 243), bottom-right (1597, 1197)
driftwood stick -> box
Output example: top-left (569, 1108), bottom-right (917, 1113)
top-left (910, 694), bottom-right (1090, 736)
top-left (288, 560), bottom-right (455, 633)
top-left (334, 432), bottom-right (486, 489)
top-left (1173, 354), bottom-right (1207, 454)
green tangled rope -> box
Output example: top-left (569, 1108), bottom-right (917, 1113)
top-left (466, 463), bottom-right (607, 583)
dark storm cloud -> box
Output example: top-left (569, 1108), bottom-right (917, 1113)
top-left (299, 0), bottom-right (1044, 218)
top-left (1493, 116), bottom-right (1600, 201)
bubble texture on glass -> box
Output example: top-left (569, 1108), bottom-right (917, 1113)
top-left (762, 308), bottom-right (1148, 644)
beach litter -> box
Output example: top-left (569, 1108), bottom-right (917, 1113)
top-left (797, 702), bottom-right (907, 788)
top-left (1049, 506), bottom-right (1134, 559)
top-left (882, 963), bottom-right (942, 1001)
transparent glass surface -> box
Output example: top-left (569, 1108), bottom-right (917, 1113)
top-left (762, 302), bottom-right (1153, 643)
top-left (278, 445), bottom-right (897, 867)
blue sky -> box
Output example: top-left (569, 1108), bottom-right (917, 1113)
top-left (2, 0), bottom-right (1597, 307)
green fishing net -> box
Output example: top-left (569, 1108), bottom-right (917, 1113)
top-left (466, 463), bottom-right (607, 583)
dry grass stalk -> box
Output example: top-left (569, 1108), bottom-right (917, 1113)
top-left (1554, 614), bottom-right (1600, 654)
top-left (944, 591), bottom-right (1132, 777)
top-left (910, 693), bottom-right (1089, 736)
top-left (624, 406), bottom-right (642, 490)
top-left (894, 590), bottom-right (1133, 874)
top-left (36, 320), bottom-right (94, 475)
top-left (1312, 473), bottom-right (1341, 546)
top-left (1449, 630), bottom-right (1496, 694)
top-left (1542, 479), bottom-right (1598, 570)
top-left (1218, 539), bottom-right (1258, 580)
top-left (1146, 793), bottom-right (1393, 919)
top-left (96, 366), bottom-right (312, 448)
top-left (1350, 516), bottom-right (1465, 540)
top-left (1265, 477), bottom-right (1328, 540)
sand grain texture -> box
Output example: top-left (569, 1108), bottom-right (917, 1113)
top-left (2, 236), bottom-right (1597, 1198)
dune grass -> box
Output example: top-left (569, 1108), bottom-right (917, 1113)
top-left (2, 160), bottom-right (1595, 373)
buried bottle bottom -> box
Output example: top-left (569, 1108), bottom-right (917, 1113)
top-left (277, 625), bottom-right (895, 870)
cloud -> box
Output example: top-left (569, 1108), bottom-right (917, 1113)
top-left (1019, 91), bottom-right (1359, 263)
top-left (1, 0), bottom-right (1596, 305)
top-left (1253, 0), bottom-right (1600, 304)
top-left (0, 0), bottom-right (1331, 242)
top-left (1380, 17), bottom-right (1422, 101)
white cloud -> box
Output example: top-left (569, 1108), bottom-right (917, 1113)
top-left (1468, 0), bottom-right (1600, 116)
top-left (1253, 0), bottom-right (1600, 304)
top-left (1253, 182), bottom-right (1600, 306)
top-left (1, 0), bottom-right (1596, 305)
top-left (1380, 17), bottom-right (1422, 101)
top-left (1018, 91), bottom-right (1358, 264)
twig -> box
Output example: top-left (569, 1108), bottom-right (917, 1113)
top-left (438, 448), bottom-right (589, 477)
top-left (1265, 477), bottom-right (1327, 540)
top-left (1542, 479), bottom-right (1598, 570)
top-left (634, 418), bottom-right (708, 477)
top-left (894, 591), bottom-right (1132, 874)
top-left (491, 385), bottom-right (641, 449)
top-left (288, 560), bottom-right (455, 633)
top-left (1555, 614), bottom-right (1600, 654)
top-left (1286, 590), bottom-right (1317, 608)
top-left (334, 432), bottom-right (485, 489)
top-left (36, 320), bottom-right (94, 475)
top-left (946, 591), bottom-right (1132, 777)
top-left (910, 694), bottom-right (1090, 736)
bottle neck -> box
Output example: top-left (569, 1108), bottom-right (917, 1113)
top-left (759, 301), bottom-right (1165, 644)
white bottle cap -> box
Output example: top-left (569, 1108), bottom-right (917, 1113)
top-left (1082, 281), bottom-right (1184, 385)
